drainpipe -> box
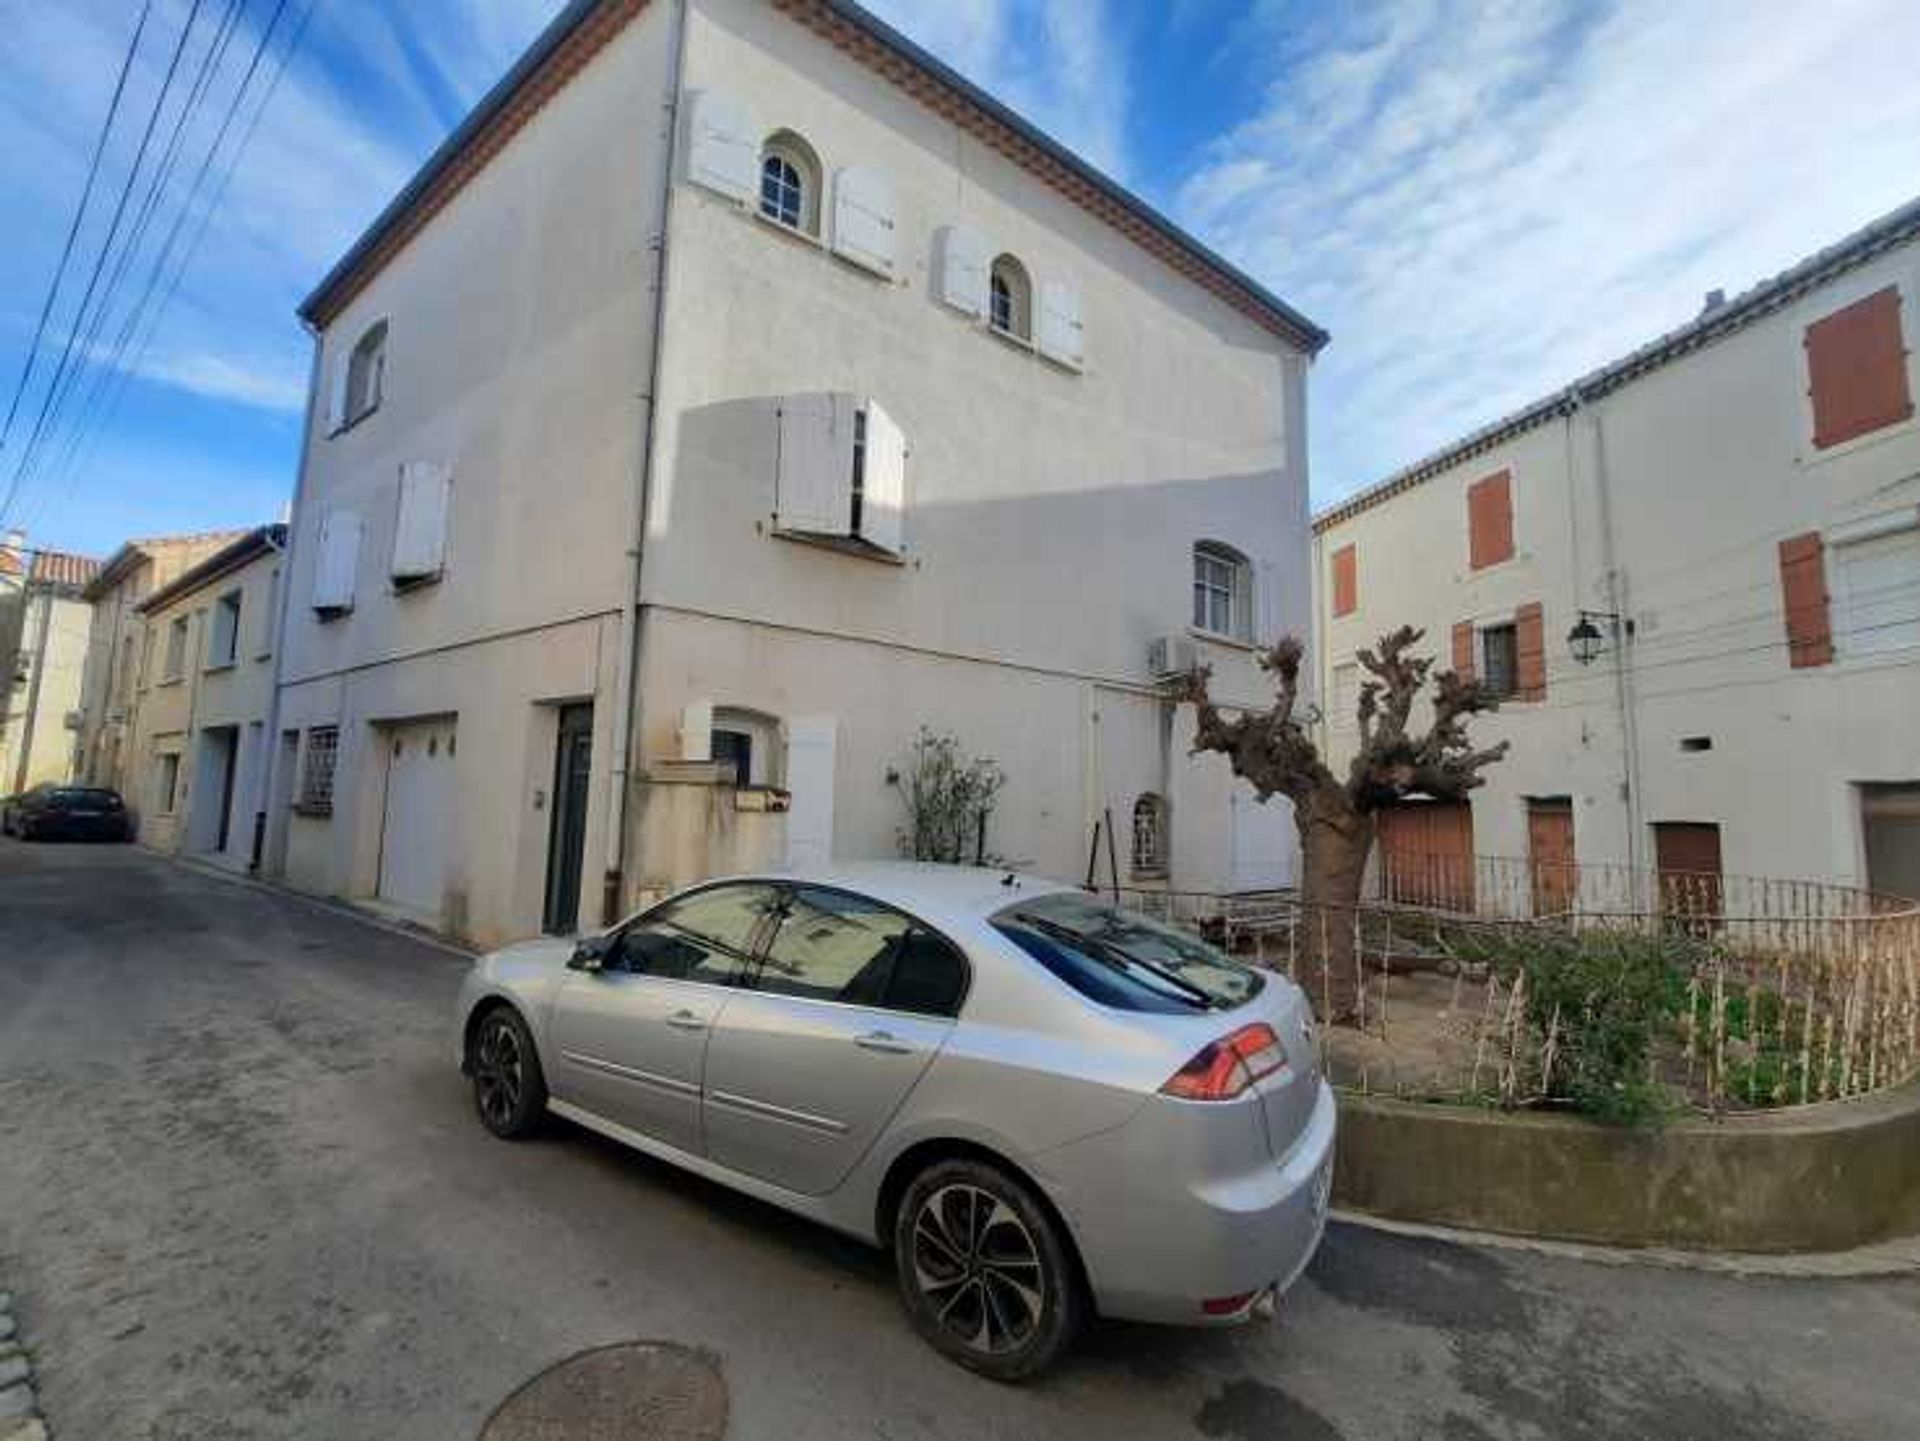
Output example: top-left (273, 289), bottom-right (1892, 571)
top-left (602, 0), bottom-right (690, 926)
top-left (1583, 390), bottom-right (1644, 880)
top-left (254, 330), bottom-right (324, 873)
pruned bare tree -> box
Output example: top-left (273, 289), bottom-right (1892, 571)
top-left (1173, 627), bottom-right (1509, 1020)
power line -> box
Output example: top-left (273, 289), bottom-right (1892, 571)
top-left (0, 1), bottom-right (156, 453)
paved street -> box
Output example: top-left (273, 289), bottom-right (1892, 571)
top-left (2, 842), bottom-right (1917, 1440)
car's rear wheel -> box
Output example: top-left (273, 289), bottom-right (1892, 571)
top-left (893, 1157), bottom-right (1084, 1382)
top-left (470, 1006), bottom-right (547, 1139)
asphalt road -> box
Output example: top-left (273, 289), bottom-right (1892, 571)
top-left (3, 841), bottom-right (1917, 1440)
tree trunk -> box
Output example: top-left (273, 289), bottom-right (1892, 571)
top-left (1296, 785), bottom-right (1374, 1024)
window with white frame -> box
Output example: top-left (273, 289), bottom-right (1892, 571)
top-left (1836, 527), bottom-right (1920, 656)
top-left (1192, 541), bottom-right (1251, 640)
top-left (1131, 793), bottom-right (1169, 877)
top-left (209, 590), bottom-right (241, 669)
top-left (162, 615), bottom-right (189, 681)
top-left (297, 725), bottom-right (339, 816)
top-left (342, 320), bottom-right (387, 427)
top-left (1331, 661), bottom-right (1360, 731)
top-left (759, 131), bottom-right (821, 235)
top-left (989, 254), bottom-right (1032, 340)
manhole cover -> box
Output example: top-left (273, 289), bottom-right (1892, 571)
top-left (480, 1341), bottom-right (727, 1441)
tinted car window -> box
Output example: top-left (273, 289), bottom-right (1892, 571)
top-left (756, 887), bottom-right (911, 1006)
top-left (992, 891), bottom-right (1262, 1014)
top-left (613, 882), bottom-right (779, 984)
top-left (884, 929), bottom-right (969, 1017)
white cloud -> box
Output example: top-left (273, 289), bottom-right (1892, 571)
top-left (1177, 0), bottom-right (1920, 507)
top-left (130, 348), bottom-right (308, 412)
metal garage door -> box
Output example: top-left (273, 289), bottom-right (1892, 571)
top-left (378, 717), bottom-right (457, 920)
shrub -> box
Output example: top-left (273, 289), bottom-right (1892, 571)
top-left (890, 728), bottom-right (1005, 864)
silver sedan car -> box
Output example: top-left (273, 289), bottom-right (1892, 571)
top-left (455, 862), bottom-right (1335, 1379)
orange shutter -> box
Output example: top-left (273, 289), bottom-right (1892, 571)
top-left (1515, 601), bottom-right (1546, 700)
top-left (1807, 287), bottom-right (1913, 449)
top-left (1331, 544), bottom-right (1357, 617)
top-left (1451, 621), bottom-right (1475, 681)
top-left (1467, 470), bottom-right (1514, 570)
top-left (1778, 532), bottom-right (1833, 668)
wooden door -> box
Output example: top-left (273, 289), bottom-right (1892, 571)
top-left (1377, 800), bottom-right (1475, 912)
top-left (1527, 799), bottom-right (1576, 917)
top-left (1654, 822), bottom-right (1723, 926)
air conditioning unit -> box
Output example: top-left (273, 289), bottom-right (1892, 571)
top-left (1147, 635), bottom-right (1201, 680)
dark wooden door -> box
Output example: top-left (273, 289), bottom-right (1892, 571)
top-left (1654, 822), bottom-right (1723, 925)
top-left (1527, 799), bottom-right (1576, 917)
top-left (1377, 800), bottom-right (1475, 912)
top-left (543, 705), bottom-right (594, 935)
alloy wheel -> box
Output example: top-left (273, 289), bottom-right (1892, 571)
top-left (909, 1183), bottom-right (1046, 1355)
top-left (474, 1015), bottom-right (525, 1131)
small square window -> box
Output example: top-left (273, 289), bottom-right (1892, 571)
top-left (298, 726), bottom-right (339, 816)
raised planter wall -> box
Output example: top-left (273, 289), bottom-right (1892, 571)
top-left (1333, 1080), bottom-right (1920, 1252)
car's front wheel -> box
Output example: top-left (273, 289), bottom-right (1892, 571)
top-left (470, 1006), bottom-right (547, 1139)
top-left (893, 1157), bottom-right (1085, 1382)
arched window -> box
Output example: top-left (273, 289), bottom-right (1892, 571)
top-left (343, 319), bottom-right (387, 425)
top-left (1131, 793), bottom-right (1168, 877)
top-left (711, 706), bottom-right (782, 787)
top-left (1192, 540), bottom-right (1252, 641)
top-left (989, 254), bottom-right (1031, 340)
top-left (759, 131), bottom-right (821, 235)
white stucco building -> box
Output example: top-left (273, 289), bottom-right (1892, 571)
top-left (0, 536), bottom-right (100, 793)
top-left (265, 0), bottom-right (1325, 948)
top-left (1312, 196), bottom-right (1920, 904)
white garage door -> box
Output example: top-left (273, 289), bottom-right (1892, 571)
top-left (378, 717), bottom-right (458, 920)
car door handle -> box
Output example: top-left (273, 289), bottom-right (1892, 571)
top-left (665, 1010), bottom-right (709, 1032)
top-left (854, 1030), bottom-right (913, 1055)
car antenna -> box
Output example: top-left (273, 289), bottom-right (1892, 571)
top-left (1001, 872), bottom-right (1019, 888)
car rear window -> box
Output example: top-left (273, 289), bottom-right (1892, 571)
top-left (51, 789), bottom-right (121, 808)
top-left (991, 892), bottom-right (1262, 1014)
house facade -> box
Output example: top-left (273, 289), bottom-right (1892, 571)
top-left (1313, 196), bottom-right (1920, 903)
top-left (0, 536), bottom-right (100, 792)
top-left (268, 0), bottom-right (1325, 947)
top-left (126, 526), bottom-right (285, 865)
top-left (76, 532), bottom-right (247, 799)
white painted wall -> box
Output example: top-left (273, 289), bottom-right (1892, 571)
top-left (0, 590), bottom-right (90, 790)
top-left (1314, 238), bottom-right (1920, 891)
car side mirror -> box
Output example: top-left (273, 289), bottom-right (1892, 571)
top-left (568, 934), bottom-right (613, 972)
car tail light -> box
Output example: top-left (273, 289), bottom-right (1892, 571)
top-left (1161, 1022), bottom-right (1286, 1101)
top-left (1202, 1290), bottom-right (1259, 1316)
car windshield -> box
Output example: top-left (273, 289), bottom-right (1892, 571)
top-left (991, 891), bottom-right (1262, 1013)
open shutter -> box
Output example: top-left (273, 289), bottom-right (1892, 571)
top-left (391, 461), bottom-right (451, 581)
top-left (686, 89), bottom-right (758, 205)
top-left (783, 716), bottom-right (837, 870)
top-left (858, 399), bottom-right (906, 555)
top-left (1514, 601), bottom-right (1546, 700)
top-left (775, 393), bottom-right (855, 536)
top-left (1451, 621), bottom-right (1475, 682)
top-left (1330, 544), bottom-right (1357, 617)
top-left (680, 699), bottom-right (714, 762)
top-left (936, 224), bottom-right (989, 318)
top-left (831, 166), bottom-right (897, 278)
top-left (311, 511), bottom-right (361, 614)
top-left (1778, 532), bottom-right (1834, 667)
top-left (1037, 279), bottom-right (1085, 368)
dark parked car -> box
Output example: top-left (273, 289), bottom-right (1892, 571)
top-left (1, 784), bottom-right (132, 842)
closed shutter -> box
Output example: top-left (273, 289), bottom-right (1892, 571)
top-left (325, 350), bottom-right (348, 433)
top-left (936, 224), bottom-right (989, 318)
top-left (686, 89), bottom-right (758, 205)
top-left (391, 461), bottom-right (451, 581)
top-left (1807, 287), bottom-right (1913, 449)
top-left (1037, 279), bottom-right (1085, 368)
top-left (783, 716), bottom-right (837, 870)
top-left (680, 699), bottom-right (714, 762)
top-left (1468, 470), bottom-right (1514, 570)
top-left (1331, 544), bottom-right (1357, 617)
top-left (831, 166), bottom-right (897, 277)
top-left (775, 393), bottom-right (854, 536)
top-left (1836, 528), bottom-right (1920, 656)
top-left (1256, 558), bottom-right (1279, 643)
top-left (311, 511), bottom-right (361, 614)
top-left (1451, 620), bottom-right (1475, 681)
top-left (1778, 531), bottom-right (1833, 668)
top-left (1514, 601), bottom-right (1546, 700)
top-left (858, 399), bottom-right (907, 555)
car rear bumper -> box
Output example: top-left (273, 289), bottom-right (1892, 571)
top-left (24, 815), bottom-right (130, 841)
top-left (1036, 1076), bottom-right (1337, 1327)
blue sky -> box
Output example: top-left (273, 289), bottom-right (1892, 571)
top-left (4, 0), bottom-right (1920, 559)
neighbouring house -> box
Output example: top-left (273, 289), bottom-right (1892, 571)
top-left (0, 533), bottom-right (101, 792)
top-left (76, 531), bottom-right (249, 800)
top-left (267, 0), bottom-right (1326, 947)
top-left (1312, 195), bottom-right (1920, 904)
top-left (125, 526), bottom-right (286, 865)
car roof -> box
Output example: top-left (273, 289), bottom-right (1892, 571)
top-left (732, 862), bottom-right (1076, 932)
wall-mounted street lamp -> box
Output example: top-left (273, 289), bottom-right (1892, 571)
top-left (1567, 609), bottom-right (1635, 665)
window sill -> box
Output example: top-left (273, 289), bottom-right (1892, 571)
top-left (157, 676), bottom-right (183, 688)
top-left (329, 403), bottom-right (379, 439)
top-left (986, 323), bottom-right (1036, 355)
top-left (753, 209), bottom-right (825, 250)
top-left (1805, 411), bottom-right (1917, 465)
top-left (291, 804), bottom-right (333, 820)
top-left (1130, 868), bottom-right (1169, 883)
top-left (1189, 626), bottom-right (1258, 653)
top-left (771, 528), bottom-right (907, 566)
top-left (312, 606), bottom-right (353, 623)
top-left (203, 661), bottom-right (237, 675)
top-left (390, 571), bottom-right (443, 595)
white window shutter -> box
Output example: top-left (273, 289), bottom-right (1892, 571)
top-left (782, 716), bottom-right (837, 870)
top-left (858, 400), bottom-right (907, 556)
top-left (1256, 558), bottom-right (1279, 643)
top-left (686, 89), bottom-right (758, 205)
top-left (311, 511), bottom-right (361, 613)
top-left (775, 393), bottom-right (855, 537)
top-left (1038, 279), bottom-right (1085, 368)
top-left (325, 349), bottom-right (348, 433)
top-left (831, 166), bottom-right (897, 277)
top-left (391, 461), bottom-right (452, 581)
top-left (680, 699), bottom-right (714, 762)
top-left (936, 224), bottom-right (989, 318)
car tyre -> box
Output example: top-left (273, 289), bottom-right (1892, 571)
top-left (470, 1006), bottom-right (548, 1139)
top-left (893, 1157), bottom-right (1084, 1382)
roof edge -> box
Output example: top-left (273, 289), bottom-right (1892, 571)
top-left (135, 525), bottom-right (288, 615)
